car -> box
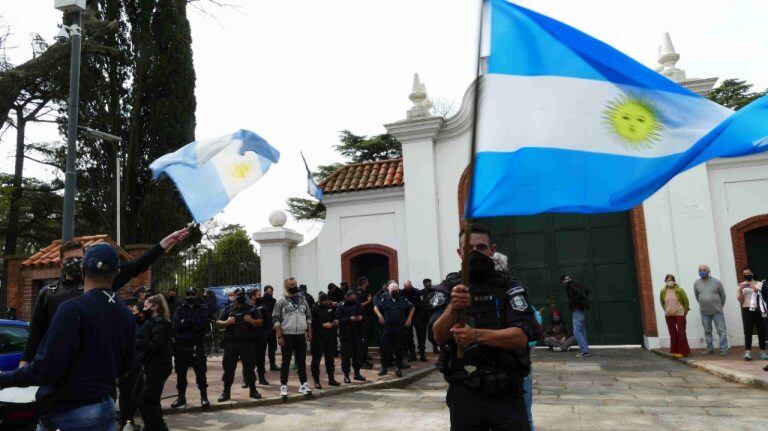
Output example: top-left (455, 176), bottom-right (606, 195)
top-left (0, 320), bottom-right (37, 430)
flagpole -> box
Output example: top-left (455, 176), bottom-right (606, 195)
top-left (458, 0), bottom-right (487, 358)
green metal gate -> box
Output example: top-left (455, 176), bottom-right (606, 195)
top-left (477, 212), bottom-right (642, 345)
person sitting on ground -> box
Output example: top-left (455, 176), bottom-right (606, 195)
top-left (543, 310), bottom-right (576, 352)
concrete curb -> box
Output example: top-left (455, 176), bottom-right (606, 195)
top-left (651, 349), bottom-right (768, 390)
top-left (162, 366), bottom-right (437, 416)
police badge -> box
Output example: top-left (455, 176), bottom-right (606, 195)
top-left (510, 295), bottom-right (527, 311)
top-left (430, 292), bottom-right (446, 307)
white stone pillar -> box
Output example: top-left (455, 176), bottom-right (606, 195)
top-left (253, 210), bottom-right (303, 297)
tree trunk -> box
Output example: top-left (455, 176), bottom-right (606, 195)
top-left (1, 108), bottom-right (27, 308)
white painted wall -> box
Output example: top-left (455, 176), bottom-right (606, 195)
top-left (289, 188), bottom-right (408, 297)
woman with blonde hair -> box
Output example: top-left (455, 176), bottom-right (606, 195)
top-left (660, 274), bottom-right (690, 358)
top-left (138, 294), bottom-right (173, 431)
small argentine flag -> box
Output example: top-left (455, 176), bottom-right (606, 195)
top-left (150, 129), bottom-right (280, 222)
top-left (467, 0), bottom-right (768, 218)
top-left (301, 152), bottom-right (323, 201)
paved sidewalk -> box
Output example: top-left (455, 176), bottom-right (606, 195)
top-left (160, 349), bottom-right (437, 413)
top-left (653, 347), bottom-right (768, 389)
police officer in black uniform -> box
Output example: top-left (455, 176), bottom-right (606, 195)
top-left (375, 283), bottom-right (415, 378)
top-left (263, 285), bottom-right (281, 371)
top-left (216, 290), bottom-right (263, 402)
top-left (422, 278), bottom-right (443, 354)
top-left (170, 287), bottom-right (210, 409)
top-left (336, 290), bottom-right (367, 383)
top-left (250, 288), bottom-right (271, 386)
top-left (310, 292), bottom-right (341, 389)
top-left (400, 280), bottom-right (425, 362)
top-left (432, 224), bottom-right (537, 431)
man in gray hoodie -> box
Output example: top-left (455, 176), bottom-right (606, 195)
top-left (273, 277), bottom-right (313, 397)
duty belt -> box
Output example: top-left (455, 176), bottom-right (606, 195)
top-left (446, 365), bottom-right (523, 398)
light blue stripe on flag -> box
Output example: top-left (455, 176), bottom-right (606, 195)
top-left (301, 152), bottom-right (323, 201)
top-left (467, 0), bottom-right (768, 218)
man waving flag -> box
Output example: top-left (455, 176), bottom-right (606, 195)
top-left (466, 0), bottom-right (768, 218)
top-left (150, 129), bottom-right (280, 222)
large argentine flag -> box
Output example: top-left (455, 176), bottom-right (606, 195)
top-left (150, 129), bottom-right (280, 222)
top-left (467, 0), bottom-right (768, 218)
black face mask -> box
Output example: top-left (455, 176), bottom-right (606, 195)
top-left (236, 295), bottom-right (246, 304)
top-left (745, 274), bottom-right (754, 281)
top-left (287, 287), bottom-right (298, 294)
top-left (62, 258), bottom-right (83, 280)
top-left (390, 291), bottom-right (399, 299)
top-left (254, 297), bottom-right (263, 305)
top-left (167, 296), bottom-right (176, 304)
top-left (468, 249), bottom-right (495, 281)
top-left (186, 296), bottom-right (198, 304)
top-left (264, 293), bottom-right (273, 299)
top-left (143, 309), bottom-right (153, 320)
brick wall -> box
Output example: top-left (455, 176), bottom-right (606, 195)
top-left (731, 214), bottom-right (768, 279)
top-left (341, 244), bottom-right (399, 287)
top-left (121, 244), bottom-right (153, 300)
top-left (630, 206), bottom-right (658, 338)
top-left (17, 267), bottom-right (60, 321)
top-left (5, 255), bottom-right (24, 312)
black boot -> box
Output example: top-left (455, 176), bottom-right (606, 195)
top-left (170, 394), bottom-right (186, 409)
top-left (218, 389), bottom-right (231, 402)
top-left (200, 389), bottom-right (210, 408)
top-left (398, 362), bottom-right (411, 369)
top-left (241, 381), bottom-right (248, 389)
top-left (419, 352), bottom-right (428, 362)
top-left (396, 367), bottom-right (403, 378)
top-left (378, 367), bottom-right (388, 376)
top-left (343, 373), bottom-right (351, 384)
top-left (408, 352), bottom-right (417, 362)
top-left (269, 359), bottom-right (280, 371)
top-left (314, 379), bottom-right (322, 390)
top-left (353, 372), bottom-right (367, 382)
top-left (259, 374), bottom-right (270, 386)
top-left (328, 378), bottom-right (341, 386)
top-left (249, 385), bottom-right (262, 400)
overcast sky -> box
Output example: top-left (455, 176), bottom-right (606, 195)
top-left (1, 0), bottom-right (767, 243)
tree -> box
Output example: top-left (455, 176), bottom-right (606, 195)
top-left (707, 78), bottom-right (767, 111)
top-left (190, 224), bottom-right (260, 288)
top-left (0, 174), bottom-right (62, 256)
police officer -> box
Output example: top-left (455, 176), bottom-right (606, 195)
top-left (263, 285), bottom-right (281, 371)
top-left (20, 228), bottom-right (189, 367)
top-left (216, 289), bottom-right (263, 401)
top-left (400, 280), bottom-right (425, 362)
top-left (336, 290), bottom-right (367, 383)
top-left (355, 277), bottom-right (375, 367)
top-left (311, 292), bottom-right (341, 389)
top-left (138, 294), bottom-right (174, 431)
top-left (375, 282), bottom-right (415, 378)
top-left (299, 284), bottom-right (316, 308)
top-left (327, 283), bottom-right (344, 306)
top-left (170, 287), bottom-right (210, 409)
top-left (432, 224), bottom-right (536, 430)
top-left (119, 300), bottom-right (149, 431)
top-left (250, 288), bottom-right (271, 385)
top-left (0, 244), bottom-right (136, 430)
top-left (421, 278), bottom-right (441, 354)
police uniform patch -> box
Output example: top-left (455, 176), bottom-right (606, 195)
top-left (510, 295), bottom-right (527, 311)
top-left (430, 292), bottom-right (447, 307)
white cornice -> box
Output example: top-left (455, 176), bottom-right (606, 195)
top-left (707, 152), bottom-right (768, 171)
top-left (436, 76), bottom-right (486, 141)
top-left (384, 116), bottom-right (445, 142)
top-left (323, 187), bottom-right (405, 205)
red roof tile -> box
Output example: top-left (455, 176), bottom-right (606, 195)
top-left (22, 235), bottom-right (133, 268)
top-left (320, 159), bottom-right (404, 195)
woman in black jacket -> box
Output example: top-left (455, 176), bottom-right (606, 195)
top-left (138, 294), bottom-right (174, 431)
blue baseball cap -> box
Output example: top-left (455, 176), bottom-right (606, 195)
top-left (82, 243), bottom-right (120, 275)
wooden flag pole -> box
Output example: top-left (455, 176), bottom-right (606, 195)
top-left (458, 0), bottom-right (487, 359)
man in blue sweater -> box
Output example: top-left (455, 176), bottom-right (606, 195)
top-left (0, 243), bottom-right (136, 430)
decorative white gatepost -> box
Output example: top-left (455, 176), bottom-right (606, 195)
top-left (253, 210), bottom-right (303, 297)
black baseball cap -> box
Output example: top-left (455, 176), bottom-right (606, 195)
top-left (82, 243), bottom-right (120, 275)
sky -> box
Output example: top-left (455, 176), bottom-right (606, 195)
top-left (1, 0), bottom-right (767, 244)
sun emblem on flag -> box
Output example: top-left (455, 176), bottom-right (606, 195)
top-left (603, 94), bottom-right (664, 150)
top-left (229, 160), bottom-right (254, 181)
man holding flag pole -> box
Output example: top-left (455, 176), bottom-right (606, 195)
top-left (435, 0), bottom-right (768, 430)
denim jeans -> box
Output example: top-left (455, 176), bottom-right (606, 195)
top-left (523, 371), bottom-right (535, 431)
top-left (37, 398), bottom-right (116, 431)
top-left (701, 312), bottom-right (728, 352)
top-left (572, 310), bottom-right (590, 354)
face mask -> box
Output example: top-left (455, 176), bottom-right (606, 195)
top-left (745, 274), bottom-right (754, 281)
top-left (62, 258), bottom-right (83, 280)
top-left (468, 249), bottom-right (495, 280)
top-left (143, 309), bottom-right (153, 320)
top-left (287, 287), bottom-right (298, 294)
top-left (264, 293), bottom-right (273, 299)
top-left (166, 296), bottom-right (176, 304)
top-left (236, 295), bottom-right (246, 304)
top-left (187, 296), bottom-right (197, 304)
top-left (665, 281), bottom-right (675, 287)
top-left (699, 271), bottom-right (709, 279)
top-left (254, 297), bottom-right (263, 305)
top-left (390, 290), bottom-right (399, 299)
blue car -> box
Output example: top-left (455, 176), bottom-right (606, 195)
top-left (0, 320), bottom-right (29, 372)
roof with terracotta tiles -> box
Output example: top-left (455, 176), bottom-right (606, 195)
top-left (320, 159), bottom-right (404, 195)
top-left (22, 235), bottom-right (132, 268)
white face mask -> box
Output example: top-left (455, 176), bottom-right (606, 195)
top-left (665, 281), bottom-right (675, 287)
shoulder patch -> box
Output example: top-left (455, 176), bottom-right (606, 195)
top-left (510, 294), bottom-right (528, 312)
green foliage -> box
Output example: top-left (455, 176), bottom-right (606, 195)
top-left (189, 224), bottom-right (260, 288)
top-left (287, 198), bottom-right (326, 222)
top-left (0, 174), bottom-right (62, 256)
top-left (707, 78), bottom-right (767, 111)
top-left (334, 130), bottom-right (402, 163)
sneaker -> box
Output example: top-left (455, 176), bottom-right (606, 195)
top-left (122, 420), bottom-right (140, 431)
top-left (701, 349), bottom-right (714, 355)
top-left (280, 385), bottom-right (288, 397)
top-left (298, 382), bottom-right (312, 395)
top-left (552, 346), bottom-right (562, 352)
top-left (395, 368), bottom-right (403, 378)
top-left (576, 352), bottom-right (591, 359)
top-left (720, 349), bottom-right (729, 356)
top-left (744, 350), bottom-right (752, 361)
top-left (760, 351), bottom-right (768, 360)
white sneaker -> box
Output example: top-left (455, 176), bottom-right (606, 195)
top-left (744, 350), bottom-right (752, 361)
top-left (122, 421), bottom-right (137, 431)
top-left (298, 382), bottom-right (312, 395)
top-left (280, 385), bottom-right (288, 397)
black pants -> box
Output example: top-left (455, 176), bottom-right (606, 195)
top-left (446, 383), bottom-right (530, 431)
top-left (361, 315), bottom-right (374, 360)
top-left (139, 362), bottom-right (172, 431)
top-left (428, 321), bottom-right (438, 352)
top-left (267, 329), bottom-right (278, 366)
top-left (381, 326), bottom-right (407, 368)
top-left (414, 313), bottom-right (428, 354)
top-left (742, 308), bottom-right (766, 350)
top-left (222, 339), bottom-right (256, 390)
top-left (340, 329), bottom-right (363, 374)
top-left (311, 334), bottom-right (336, 382)
top-left (173, 341), bottom-right (208, 395)
top-left (280, 333), bottom-right (308, 385)
top-left (118, 357), bottom-right (142, 423)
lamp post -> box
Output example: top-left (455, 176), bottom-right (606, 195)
top-left (56, 0), bottom-right (86, 242)
top-left (80, 127), bottom-right (122, 245)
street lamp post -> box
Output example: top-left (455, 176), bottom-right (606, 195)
top-left (56, 0), bottom-right (86, 242)
top-left (81, 127), bottom-right (122, 245)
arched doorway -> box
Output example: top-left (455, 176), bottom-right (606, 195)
top-left (457, 167), bottom-right (655, 344)
top-left (341, 244), bottom-right (399, 344)
top-left (731, 215), bottom-right (768, 280)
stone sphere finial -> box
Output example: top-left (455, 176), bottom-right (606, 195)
top-left (269, 209), bottom-right (287, 227)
